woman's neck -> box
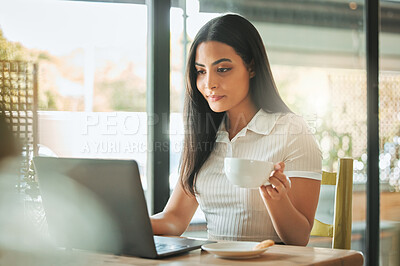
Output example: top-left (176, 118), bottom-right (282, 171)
top-left (226, 104), bottom-right (259, 140)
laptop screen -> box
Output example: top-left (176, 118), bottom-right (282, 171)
top-left (34, 157), bottom-right (157, 257)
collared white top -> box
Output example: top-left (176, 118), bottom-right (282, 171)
top-left (195, 109), bottom-right (322, 242)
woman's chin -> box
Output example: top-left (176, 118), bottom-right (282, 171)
top-left (209, 106), bottom-right (227, 113)
top-left (207, 102), bottom-right (228, 113)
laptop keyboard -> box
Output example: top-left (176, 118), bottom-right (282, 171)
top-left (155, 242), bottom-right (190, 254)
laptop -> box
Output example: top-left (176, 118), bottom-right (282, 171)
top-left (33, 157), bottom-right (214, 258)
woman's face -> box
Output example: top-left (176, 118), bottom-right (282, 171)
top-left (195, 41), bottom-right (254, 113)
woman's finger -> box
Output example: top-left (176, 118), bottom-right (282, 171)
top-left (272, 170), bottom-right (286, 180)
top-left (274, 162), bottom-right (285, 172)
top-left (259, 186), bottom-right (271, 200)
top-left (270, 171), bottom-right (291, 189)
top-left (260, 161), bottom-right (290, 201)
top-left (269, 176), bottom-right (286, 194)
top-left (285, 176), bottom-right (291, 190)
top-left (279, 162), bottom-right (285, 171)
top-left (274, 172), bottom-right (291, 190)
top-left (266, 186), bottom-right (279, 200)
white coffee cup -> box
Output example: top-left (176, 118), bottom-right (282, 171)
top-left (224, 158), bottom-right (274, 189)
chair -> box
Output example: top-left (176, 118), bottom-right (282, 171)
top-left (310, 158), bottom-right (354, 249)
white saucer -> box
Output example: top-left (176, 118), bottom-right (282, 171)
top-left (201, 241), bottom-right (269, 259)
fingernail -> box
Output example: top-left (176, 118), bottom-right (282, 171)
top-left (275, 164), bottom-right (281, 170)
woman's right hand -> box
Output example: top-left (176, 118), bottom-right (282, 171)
top-left (150, 182), bottom-right (199, 236)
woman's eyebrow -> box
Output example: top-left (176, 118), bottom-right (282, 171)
top-left (195, 58), bottom-right (232, 67)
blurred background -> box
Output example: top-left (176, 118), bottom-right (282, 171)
top-left (0, 0), bottom-right (399, 265)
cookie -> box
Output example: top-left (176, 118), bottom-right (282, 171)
top-left (253, 239), bottom-right (275, 250)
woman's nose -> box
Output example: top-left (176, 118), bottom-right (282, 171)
top-left (205, 72), bottom-right (217, 91)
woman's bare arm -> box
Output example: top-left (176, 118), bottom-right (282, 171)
top-left (259, 163), bottom-right (321, 246)
top-left (150, 181), bottom-right (199, 236)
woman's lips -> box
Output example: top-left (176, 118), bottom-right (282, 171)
top-left (208, 95), bottom-right (224, 102)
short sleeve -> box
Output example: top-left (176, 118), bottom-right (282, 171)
top-left (282, 115), bottom-right (322, 180)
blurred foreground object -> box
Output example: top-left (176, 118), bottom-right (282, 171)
top-left (0, 157), bottom-right (84, 266)
top-left (0, 60), bottom-right (38, 190)
top-left (0, 113), bottom-right (20, 160)
top-left (0, 62), bottom-right (83, 265)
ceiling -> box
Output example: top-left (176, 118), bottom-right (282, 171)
top-left (198, 0), bottom-right (400, 34)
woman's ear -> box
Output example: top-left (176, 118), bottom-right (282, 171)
top-left (248, 60), bottom-right (256, 78)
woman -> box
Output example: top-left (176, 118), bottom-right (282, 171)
top-left (151, 14), bottom-right (322, 246)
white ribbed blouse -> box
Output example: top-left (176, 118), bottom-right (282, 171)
top-left (195, 109), bottom-right (322, 242)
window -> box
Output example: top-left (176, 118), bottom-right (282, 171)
top-left (0, 0), bottom-right (149, 188)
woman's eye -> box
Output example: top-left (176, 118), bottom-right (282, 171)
top-left (217, 67), bottom-right (231, 73)
top-left (196, 69), bottom-right (206, 75)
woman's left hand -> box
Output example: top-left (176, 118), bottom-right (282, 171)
top-left (259, 162), bottom-right (291, 201)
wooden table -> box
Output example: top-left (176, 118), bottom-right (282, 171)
top-left (77, 245), bottom-right (364, 265)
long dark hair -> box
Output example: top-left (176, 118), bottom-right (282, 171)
top-left (180, 14), bottom-right (292, 195)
